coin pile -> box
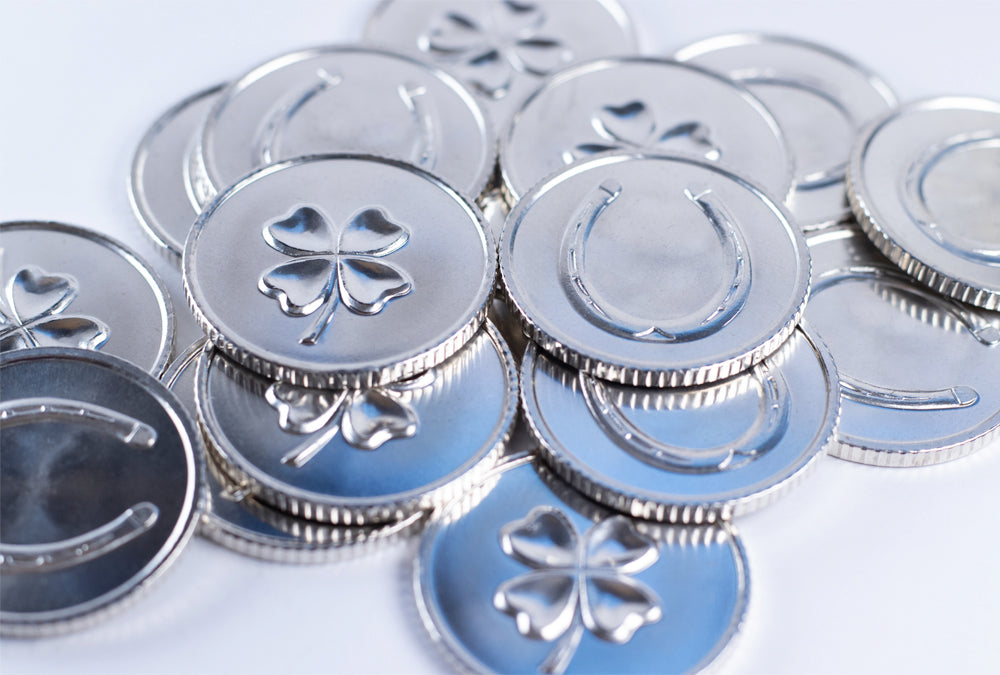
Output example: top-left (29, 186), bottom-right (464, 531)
top-left (1, 1), bottom-right (998, 672)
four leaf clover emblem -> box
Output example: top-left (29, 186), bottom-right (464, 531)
top-left (0, 262), bottom-right (109, 352)
top-left (494, 506), bottom-right (662, 674)
top-left (420, 0), bottom-right (571, 100)
top-left (259, 205), bottom-right (413, 346)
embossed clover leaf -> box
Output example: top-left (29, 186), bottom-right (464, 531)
top-left (494, 506), bottom-right (662, 674)
top-left (0, 262), bottom-right (109, 351)
top-left (422, 1), bottom-right (570, 99)
top-left (567, 101), bottom-right (722, 164)
top-left (264, 370), bottom-right (435, 468)
top-left (259, 206), bottom-right (413, 346)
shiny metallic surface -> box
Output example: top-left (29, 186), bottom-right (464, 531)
top-left (0, 221), bottom-right (174, 376)
top-left (501, 152), bottom-right (810, 387)
top-left (196, 321), bottom-right (518, 526)
top-left (364, 0), bottom-right (636, 137)
top-left (0, 348), bottom-right (202, 636)
top-left (500, 57), bottom-right (791, 203)
top-left (193, 45), bottom-right (495, 203)
top-left (415, 453), bottom-right (748, 674)
top-left (848, 97), bottom-right (1000, 310)
top-left (128, 85), bottom-right (224, 264)
top-left (521, 323), bottom-right (838, 522)
top-left (806, 223), bottom-right (1000, 466)
top-left (184, 154), bottom-right (496, 389)
top-left (674, 33), bottom-right (897, 231)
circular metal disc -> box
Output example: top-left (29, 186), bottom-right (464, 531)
top-left (364, 0), bottom-right (637, 137)
top-left (848, 96), bottom-right (1000, 310)
top-left (415, 453), bottom-right (749, 674)
top-left (196, 321), bottom-right (518, 526)
top-left (521, 324), bottom-right (839, 522)
top-left (192, 45), bottom-right (495, 204)
top-left (500, 57), bottom-right (792, 203)
top-left (674, 33), bottom-right (897, 231)
top-left (184, 154), bottom-right (496, 389)
top-left (500, 152), bottom-right (811, 387)
top-left (163, 340), bottom-right (424, 562)
top-left (0, 221), bottom-right (174, 376)
top-left (806, 223), bottom-right (1000, 466)
top-left (0, 348), bottom-right (202, 636)
top-left (129, 84), bottom-right (224, 264)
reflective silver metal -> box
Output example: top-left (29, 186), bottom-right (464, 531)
top-left (0, 348), bottom-right (202, 637)
top-left (501, 152), bottom-right (810, 387)
top-left (128, 84), bottom-right (224, 264)
top-left (184, 154), bottom-right (496, 389)
top-left (500, 56), bottom-right (791, 203)
top-left (415, 452), bottom-right (749, 674)
top-left (674, 33), bottom-right (897, 231)
top-left (0, 221), bottom-right (174, 376)
top-left (191, 45), bottom-right (495, 203)
top-left (163, 340), bottom-right (424, 562)
top-left (364, 0), bottom-right (636, 137)
top-left (522, 323), bottom-right (838, 522)
top-left (848, 97), bottom-right (1000, 310)
top-left (196, 321), bottom-right (518, 525)
top-left (806, 223), bottom-right (1000, 466)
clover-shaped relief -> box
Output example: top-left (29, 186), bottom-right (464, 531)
top-left (259, 206), bottom-right (413, 346)
top-left (494, 506), bottom-right (662, 674)
top-left (0, 261), bottom-right (109, 351)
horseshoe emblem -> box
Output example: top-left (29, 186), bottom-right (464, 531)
top-left (0, 397), bottom-right (160, 574)
top-left (560, 180), bottom-right (751, 342)
top-left (579, 362), bottom-right (790, 473)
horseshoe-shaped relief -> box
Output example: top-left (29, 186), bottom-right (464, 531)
top-left (560, 180), bottom-right (751, 342)
top-left (813, 264), bottom-right (999, 410)
top-left (0, 397), bottom-right (160, 574)
top-left (578, 362), bottom-right (790, 473)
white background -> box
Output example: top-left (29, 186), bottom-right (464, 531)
top-left (2, 1), bottom-right (1000, 673)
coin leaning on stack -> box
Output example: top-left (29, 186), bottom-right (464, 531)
top-left (1, 1), bottom-right (998, 673)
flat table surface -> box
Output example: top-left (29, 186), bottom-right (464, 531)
top-left (2, 1), bottom-right (999, 673)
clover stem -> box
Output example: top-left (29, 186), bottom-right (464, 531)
top-left (299, 278), bottom-right (340, 346)
top-left (539, 613), bottom-right (585, 675)
top-left (280, 391), bottom-right (348, 468)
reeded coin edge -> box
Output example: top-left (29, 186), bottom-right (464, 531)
top-left (519, 324), bottom-right (841, 523)
top-left (194, 320), bottom-right (519, 526)
top-left (0, 348), bottom-right (204, 638)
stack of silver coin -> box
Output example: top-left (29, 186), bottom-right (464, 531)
top-left (2, 2), bottom-right (997, 672)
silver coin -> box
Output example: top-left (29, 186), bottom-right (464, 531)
top-left (191, 45), bottom-right (495, 204)
top-left (806, 223), bottom-right (1000, 466)
top-left (184, 154), bottom-right (496, 389)
top-left (128, 84), bottom-right (224, 264)
top-left (522, 322), bottom-right (838, 522)
top-left (0, 347), bottom-right (202, 637)
top-left (848, 96), bottom-right (1000, 310)
top-left (162, 339), bottom-right (424, 562)
top-left (415, 452), bottom-right (749, 674)
top-left (197, 321), bottom-right (517, 525)
top-left (364, 0), bottom-right (636, 137)
top-left (674, 33), bottom-right (897, 231)
top-left (500, 56), bottom-right (791, 203)
top-left (0, 221), bottom-right (174, 376)
top-left (500, 152), bottom-right (810, 387)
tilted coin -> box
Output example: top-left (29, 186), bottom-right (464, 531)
top-left (500, 56), bottom-right (791, 203)
top-left (806, 223), bottom-right (1000, 466)
top-left (196, 321), bottom-right (517, 526)
top-left (184, 154), bottom-right (496, 389)
top-left (129, 84), bottom-right (225, 264)
top-left (848, 96), bottom-right (1000, 310)
top-left (500, 152), bottom-right (810, 387)
top-left (190, 45), bottom-right (495, 204)
top-left (674, 33), bottom-right (897, 230)
top-left (0, 221), bottom-right (174, 376)
top-left (415, 452), bottom-right (749, 674)
top-left (364, 0), bottom-right (636, 137)
top-left (0, 348), bottom-right (202, 636)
